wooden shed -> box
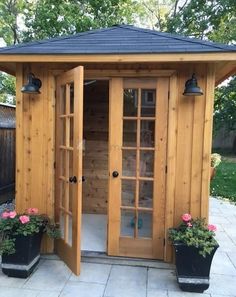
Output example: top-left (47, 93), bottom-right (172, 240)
top-left (0, 25), bottom-right (235, 275)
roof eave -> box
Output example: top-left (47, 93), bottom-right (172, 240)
top-left (1, 53), bottom-right (236, 83)
top-left (0, 52), bottom-right (236, 63)
top-left (215, 61), bottom-right (236, 85)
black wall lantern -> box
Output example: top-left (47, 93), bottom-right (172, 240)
top-left (21, 73), bottom-right (42, 94)
top-left (183, 73), bottom-right (203, 96)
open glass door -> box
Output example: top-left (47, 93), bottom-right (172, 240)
top-left (55, 66), bottom-right (84, 275)
top-left (108, 77), bottom-right (169, 259)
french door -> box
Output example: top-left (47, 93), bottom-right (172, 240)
top-left (55, 66), bottom-right (84, 275)
top-left (108, 77), bottom-right (169, 259)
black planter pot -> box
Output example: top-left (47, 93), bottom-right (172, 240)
top-left (1, 232), bottom-right (43, 278)
top-left (173, 242), bottom-right (218, 293)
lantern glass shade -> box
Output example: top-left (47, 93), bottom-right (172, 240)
top-left (21, 73), bottom-right (42, 94)
top-left (183, 74), bottom-right (203, 96)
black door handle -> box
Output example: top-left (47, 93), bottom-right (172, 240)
top-left (112, 171), bottom-right (119, 178)
top-left (69, 176), bottom-right (77, 183)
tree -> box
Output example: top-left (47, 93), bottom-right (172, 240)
top-left (23, 0), bottom-right (139, 41)
top-left (0, 72), bottom-right (16, 104)
top-left (136, 0), bottom-right (174, 30)
top-left (214, 77), bottom-right (236, 134)
top-left (166, 0), bottom-right (236, 152)
top-left (0, 0), bottom-right (139, 104)
top-left (0, 0), bottom-right (27, 45)
top-left (0, 0), bottom-right (29, 104)
top-left (166, 0), bottom-right (236, 43)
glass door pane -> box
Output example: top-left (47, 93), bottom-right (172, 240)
top-left (141, 89), bottom-right (156, 117)
top-left (121, 84), bottom-right (156, 240)
top-left (58, 82), bottom-right (74, 247)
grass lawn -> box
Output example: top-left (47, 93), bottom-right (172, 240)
top-left (210, 156), bottom-right (236, 202)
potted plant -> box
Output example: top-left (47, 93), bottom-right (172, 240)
top-left (169, 213), bottom-right (219, 293)
top-left (210, 153), bottom-right (221, 180)
top-left (0, 208), bottom-right (60, 278)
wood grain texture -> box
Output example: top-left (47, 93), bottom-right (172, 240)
top-left (190, 65), bottom-right (207, 218)
top-left (215, 61), bottom-right (236, 85)
top-left (15, 63), bottom-right (24, 212)
top-left (1, 53), bottom-right (236, 63)
top-left (55, 66), bottom-right (84, 275)
top-left (119, 237), bottom-right (153, 258)
top-left (201, 64), bottom-right (216, 220)
top-left (73, 66), bottom-right (84, 275)
top-left (15, 65), bottom-right (55, 217)
top-left (14, 62), bottom-right (216, 262)
top-left (174, 68), bottom-right (194, 224)
top-left (153, 77), bottom-right (169, 259)
top-left (108, 77), bottom-right (168, 259)
top-left (164, 73), bottom-right (178, 262)
top-left (170, 65), bottom-right (213, 227)
top-left (0, 63), bottom-right (16, 75)
top-left (82, 81), bottom-right (109, 214)
top-left (85, 69), bottom-right (175, 79)
top-left (108, 77), bottom-right (123, 256)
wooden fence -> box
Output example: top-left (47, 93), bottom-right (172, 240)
top-left (0, 128), bottom-right (16, 193)
top-left (0, 104), bottom-right (16, 200)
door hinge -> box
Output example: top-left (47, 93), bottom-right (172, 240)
top-left (168, 90), bottom-right (170, 99)
top-left (165, 165), bottom-right (168, 174)
top-left (163, 238), bottom-right (166, 246)
top-left (54, 162), bottom-right (56, 169)
top-left (55, 90), bottom-right (57, 98)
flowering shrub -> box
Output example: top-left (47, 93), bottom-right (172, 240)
top-left (169, 213), bottom-right (218, 257)
top-left (0, 208), bottom-right (60, 255)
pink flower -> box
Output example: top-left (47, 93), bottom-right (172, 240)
top-left (208, 224), bottom-right (217, 232)
top-left (187, 222), bottom-right (192, 227)
top-left (8, 211), bottom-right (17, 218)
top-left (182, 213), bottom-right (192, 222)
top-left (27, 208), bottom-right (39, 214)
top-left (1, 211), bottom-right (10, 219)
top-left (19, 215), bottom-right (30, 224)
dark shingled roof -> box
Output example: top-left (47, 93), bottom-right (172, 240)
top-left (0, 25), bottom-right (236, 55)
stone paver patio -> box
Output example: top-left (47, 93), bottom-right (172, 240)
top-left (0, 197), bottom-right (236, 297)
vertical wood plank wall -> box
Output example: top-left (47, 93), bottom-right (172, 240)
top-left (172, 64), bottom-right (214, 221)
top-left (82, 81), bottom-right (109, 214)
top-left (15, 62), bottom-right (216, 255)
top-left (164, 63), bottom-right (215, 261)
top-left (15, 64), bottom-right (55, 252)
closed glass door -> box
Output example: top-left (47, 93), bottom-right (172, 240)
top-left (108, 78), bottom-right (169, 259)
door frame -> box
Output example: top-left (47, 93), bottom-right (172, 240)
top-left (53, 68), bottom-right (178, 267)
top-left (84, 69), bottom-right (178, 262)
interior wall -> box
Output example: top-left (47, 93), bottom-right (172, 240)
top-left (82, 80), bottom-right (109, 214)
